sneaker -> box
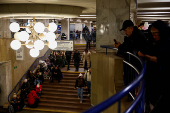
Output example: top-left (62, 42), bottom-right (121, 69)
top-left (87, 94), bottom-right (90, 97)
top-left (80, 101), bottom-right (82, 103)
top-left (78, 96), bottom-right (80, 99)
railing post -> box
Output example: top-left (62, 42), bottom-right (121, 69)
top-left (118, 100), bottom-right (121, 113)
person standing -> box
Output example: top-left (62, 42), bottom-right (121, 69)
top-left (82, 49), bottom-right (91, 70)
top-left (84, 68), bottom-right (91, 97)
top-left (85, 31), bottom-right (92, 50)
top-left (73, 50), bottom-right (81, 71)
top-left (74, 73), bottom-right (87, 103)
top-left (65, 51), bottom-right (72, 70)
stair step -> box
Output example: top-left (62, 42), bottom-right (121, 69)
top-left (42, 92), bottom-right (89, 98)
top-left (40, 95), bottom-right (91, 101)
top-left (42, 88), bottom-right (88, 93)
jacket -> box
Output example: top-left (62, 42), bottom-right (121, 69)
top-left (75, 77), bottom-right (86, 88)
top-left (27, 90), bottom-right (40, 105)
top-left (65, 51), bottom-right (72, 60)
top-left (36, 85), bottom-right (42, 93)
top-left (118, 26), bottom-right (147, 55)
top-left (84, 70), bottom-right (91, 81)
top-left (73, 52), bottom-right (80, 62)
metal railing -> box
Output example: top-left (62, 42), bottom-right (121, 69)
top-left (8, 34), bottom-right (61, 101)
top-left (83, 45), bottom-right (146, 113)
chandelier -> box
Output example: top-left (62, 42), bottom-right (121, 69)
top-left (9, 17), bottom-right (58, 57)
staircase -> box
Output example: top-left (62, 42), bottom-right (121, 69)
top-left (23, 44), bottom-right (95, 113)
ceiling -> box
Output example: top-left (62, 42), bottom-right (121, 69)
top-left (0, 0), bottom-right (170, 24)
top-left (137, 0), bottom-right (170, 23)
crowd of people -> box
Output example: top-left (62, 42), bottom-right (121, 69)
top-left (115, 20), bottom-right (170, 113)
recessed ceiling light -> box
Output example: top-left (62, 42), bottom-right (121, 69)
top-left (137, 12), bottom-right (170, 14)
top-left (80, 15), bottom-right (96, 16)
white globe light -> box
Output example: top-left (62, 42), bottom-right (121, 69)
top-left (49, 23), bottom-right (57, 32)
top-left (26, 25), bottom-right (31, 33)
top-left (34, 22), bottom-right (45, 33)
top-left (48, 41), bottom-right (57, 49)
top-left (10, 40), bottom-right (21, 50)
top-left (18, 31), bottom-right (29, 42)
top-left (9, 22), bottom-right (20, 32)
top-left (14, 32), bottom-right (20, 40)
top-left (34, 40), bottom-right (44, 50)
top-left (25, 40), bottom-right (34, 49)
top-left (46, 32), bottom-right (56, 41)
top-left (30, 49), bottom-right (39, 57)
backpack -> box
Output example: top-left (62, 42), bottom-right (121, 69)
top-left (78, 78), bottom-right (84, 87)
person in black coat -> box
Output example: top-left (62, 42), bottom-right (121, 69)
top-left (50, 66), bottom-right (62, 83)
top-left (138, 20), bottom-right (170, 113)
top-left (65, 51), bottom-right (72, 70)
top-left (73, 50), bottom-right (81, 71)
top-left (21, 79), bottom-right (31, 98)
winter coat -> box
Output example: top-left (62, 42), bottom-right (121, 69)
top-left (27, 90), bottom-right (40, 105)
top-left (84, 70), bottom-right (91, 82)
top-left (65, 51), bottom-right (72, 60)
top-left (82, 51), bottom-right (91, 68)
top-left (75, 77), bottom-right (86, 88)
top-left (118, 26), bottom-right (147, 55)
top-left (36, 85), bottom-right (42, 93)
top-left (21, 82), bottom-right (31, 93)
top-left (73, 52), bottom-right (80, 62)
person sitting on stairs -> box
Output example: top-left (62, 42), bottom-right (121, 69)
top-left (74, 73), bottom-right (87, 103)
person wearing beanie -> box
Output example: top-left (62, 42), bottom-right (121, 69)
top-left (10, 93), bottom-right (18, 112)
top-left (36, 84), bottom-right (42, 97)
top-left (74, 73), bottom-right (87, 103)
top-left (21, 79), bottom-right (31, 99)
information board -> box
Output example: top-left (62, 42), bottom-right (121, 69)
top-left (16, 46), bottom-right (24, 60)
top-left (53, 41), bottom-right (74, 51)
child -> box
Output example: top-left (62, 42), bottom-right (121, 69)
top-left (74, 73), bottom-right (87, 103)
top-left (36, 84), bottom-right (42, 97)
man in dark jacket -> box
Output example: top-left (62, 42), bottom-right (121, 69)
top-left (21, 79), bottom-right (31, 98)
top-left (73, 50), bottom-right (81, 71)
top-left (65, 51), bottom-right (72, 70)
top-left (115, 20), bottom-right (147, 56)
top-left (85, 31), bottom-right (92, 50)
top-left (115, 20), bottom-right (147, 101)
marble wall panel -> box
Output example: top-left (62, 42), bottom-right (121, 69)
top-left (96, 0), bottom-right (130, 52)
top-left (91, 52), bottom-right (123, 113)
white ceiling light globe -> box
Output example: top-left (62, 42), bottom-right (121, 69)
top-left (34, 22), bottom-right (45, 33)
top-left (18, 31), bottom-right (29, 42)
top-left (25, 40), bottom-right (34, 49)
top-left (14, 32), bottom-right (20, 40)
top-left (30, 49), bottom-right (39, 57)
top-left (9, 22), bottom-right (20, 32)
top-left (10, 40), bottom-right (21, 50)
top-left (34, 40), bottom-right (44, 50)
top-left (46, 32), bottom-right (56, 41)
top-left (49, 23), bottom-right (57, 32)
top-left (26, 25), bottom-right (31, 33)
top-left (48, 41), bottom-right (57, 49)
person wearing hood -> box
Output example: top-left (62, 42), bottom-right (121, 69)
top-left (27, 90), bottom-right (40, 108)
top-left (74, 73), bottom-right (87, 103)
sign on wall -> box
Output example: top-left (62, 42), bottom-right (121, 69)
top-left (16, 46), bottom-right (24, 60)
top-left (53, 41), bottom-right (73, 51)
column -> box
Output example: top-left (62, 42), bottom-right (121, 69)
top-left (0, 18), bottom-right (11, 38)
top-left (67, 18), bottom-right (70, 40)
top-left (96, 0), bottom-right (130, 52)
top-left (61, 19), bottom-right (70, 40)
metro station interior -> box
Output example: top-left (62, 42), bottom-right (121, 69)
top-left (0, 0), bottom-right (170, 113)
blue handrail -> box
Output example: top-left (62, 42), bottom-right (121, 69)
top-left (83, 45), bottom-right (146, 113)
